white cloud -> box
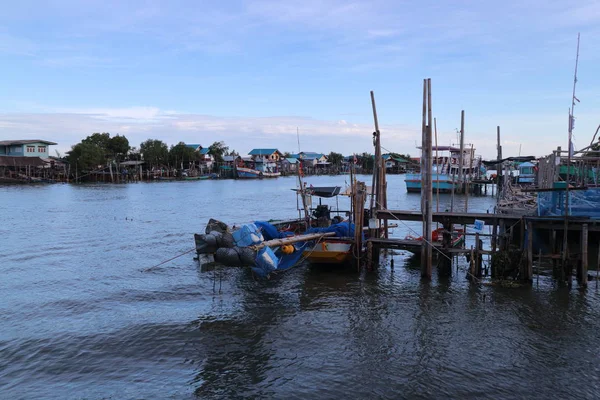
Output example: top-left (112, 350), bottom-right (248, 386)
top-left (0, 107), bottom-right (419, 156)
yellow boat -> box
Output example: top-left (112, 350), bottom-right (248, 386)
top-left (303, 240), bottom-right (353, 264)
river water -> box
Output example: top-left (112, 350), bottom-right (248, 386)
top-left (1, 175), bottom-right (599, 399)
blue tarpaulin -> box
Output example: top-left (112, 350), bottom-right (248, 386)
top-left (306, 221), bottom-right (357, 238)
top-left (254, 221), bottom-right (295, 240)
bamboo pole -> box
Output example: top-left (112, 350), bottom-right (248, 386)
top-left (252, 232), bottom-right (337, 250)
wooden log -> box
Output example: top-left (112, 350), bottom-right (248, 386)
top-left (581, 223), bottom-right (588, 287)
top-left (252, 232), bottom-right (337, 250)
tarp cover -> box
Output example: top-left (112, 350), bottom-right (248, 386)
top-left (254, 221), bottom-right (294, 240)
top-left (306, 221), bottom-right (355, 238)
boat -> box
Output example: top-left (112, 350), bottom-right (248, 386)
top-left (184, 173), bottom-right (218, 181)
top-left (405, 145), bottom-right (484, 193)
top-left (236, 158), bottom-right (281, 179)
top-left (193, 183), bottom-right (367, 277)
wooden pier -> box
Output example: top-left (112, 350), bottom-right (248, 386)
top-left (363, 78), bottom-right (598, 288)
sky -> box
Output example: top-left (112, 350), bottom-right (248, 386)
top-left (1, 0), bottom-right (599, 158)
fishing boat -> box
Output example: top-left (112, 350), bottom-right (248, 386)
top-left (183, 173), bottom-right (218, 181)
top-left (236, 157), bottom-right (281, 179)
top-left (405, 146), bottom-right (483, 193)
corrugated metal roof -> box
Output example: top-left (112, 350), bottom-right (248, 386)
top-left (0, 140), bottom-right (57, 146)
top-left (185, 144), bottom-right (202, 150)
top-left (0, 156), bottom-right (48, 167)
top-left (199, 148), bottom-right (210, 155)
top-left (249, 148), bottom-right (280, 155)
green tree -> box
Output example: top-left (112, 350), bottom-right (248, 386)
top-left (67, 141), bottom-right (106, 171)
top-left (208, 141), bottom-right (229, 163)
top-left (82, 132), bottom-right (111, 149)
top-left (107, 134), bottom-right (130, 161)
top-left (227, 149), bottom-right (239, 156)
top-left (360, 152), bottom-right (374, 171)
top-left (327, 151), bottom-right (344, 166)
top-left (169, 142), bottom-right (197, 168)
top-left (283, 152), bottom-right (292, 158)
top-left (140, 139), bottom-right (169, 168)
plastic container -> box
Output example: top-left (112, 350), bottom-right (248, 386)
top-left (232, 223), bottom-right (264, 247)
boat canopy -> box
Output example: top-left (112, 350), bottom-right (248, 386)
top-left (292, 186), bottom-right (341, 197)
top-left (482, 156), bottom-right (535, 166)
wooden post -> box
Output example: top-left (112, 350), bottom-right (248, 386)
top-left (496, 126), bottom-right (502, 197)
top-left (537, 249), bottom-right (542, 287)
top-left (369, 90), bottom-right (383, 265)
top-left (580, 223), bottom-right (588, 286)
top-left (475, 232), bottom-right (482, 278)
top-left (596, 243), bottom-right (599, 288)
top-left (421, 78), bottom-right (433, 279)
top-left (458, 110), bottom-right (465, 193)
top-left (469, 246), bottom-right (475, 280)
top-left (526, 221), bottom-right (533, 282)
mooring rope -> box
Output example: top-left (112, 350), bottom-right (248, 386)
top-left (142, 248), bottom-right (196, 271)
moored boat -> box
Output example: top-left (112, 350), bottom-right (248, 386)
top-left (405, 145), bottom-right (484, 193)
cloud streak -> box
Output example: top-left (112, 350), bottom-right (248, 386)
top-left (0, 107), bottom-right (420, 156)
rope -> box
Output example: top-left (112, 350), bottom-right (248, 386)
top-left (142, 248), bottom-right (196, 271)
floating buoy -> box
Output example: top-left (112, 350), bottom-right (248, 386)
top-left (281, 245), bottom-right (295, 255)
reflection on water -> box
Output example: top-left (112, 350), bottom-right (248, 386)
top-left (1, 176), bottom-right (599, 399)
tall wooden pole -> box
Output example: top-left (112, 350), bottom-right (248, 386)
top-left (496, 126), bottom-right (502, 198)
top-left (421, 78), bottom-right (433, 279)
top-left (370, 91), bottom-right (383, 264)
top-left (458, 110), bottom-right (465, 193)
top-left (434, 118), bottom-right (440, 214)
top-left (563, 34), bottom-right (580, 275)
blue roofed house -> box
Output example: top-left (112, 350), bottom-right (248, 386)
top-left (0, 140), bottom-right (57, 158)
top-left (184, 143), bottom-right (213, 170)
top-left (280, 157), bottom-right (299, 174)
top-left (248, 148), bottom-right (283, 162)
top-left (293, 151), bottom-right (327, 167)
top-left (248, 149), bottom-right (283, 173)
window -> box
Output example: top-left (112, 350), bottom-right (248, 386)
top-left (38, 146), bottom-right (46, 153)
top-left (27, 146), bottom-right (35, 153)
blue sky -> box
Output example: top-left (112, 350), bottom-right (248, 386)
top-left (1, 0), bottom-right (599, 158)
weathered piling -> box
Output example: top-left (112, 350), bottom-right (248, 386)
top-left (420, 78), bottom-right (433, 279)
top-left (458, 110), bottom-right (465, 193)
top-left (579, 223), bottom-right (588, 286)
top-left (526, 221), bottom-right (533, 282)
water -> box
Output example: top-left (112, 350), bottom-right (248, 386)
top-left (1, 175), bottom-right (599, 399)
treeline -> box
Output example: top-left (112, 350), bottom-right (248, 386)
top-left (67, 133), bottom-right (234, 172)
top-left (66, 132), bottom-right (412, 172)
